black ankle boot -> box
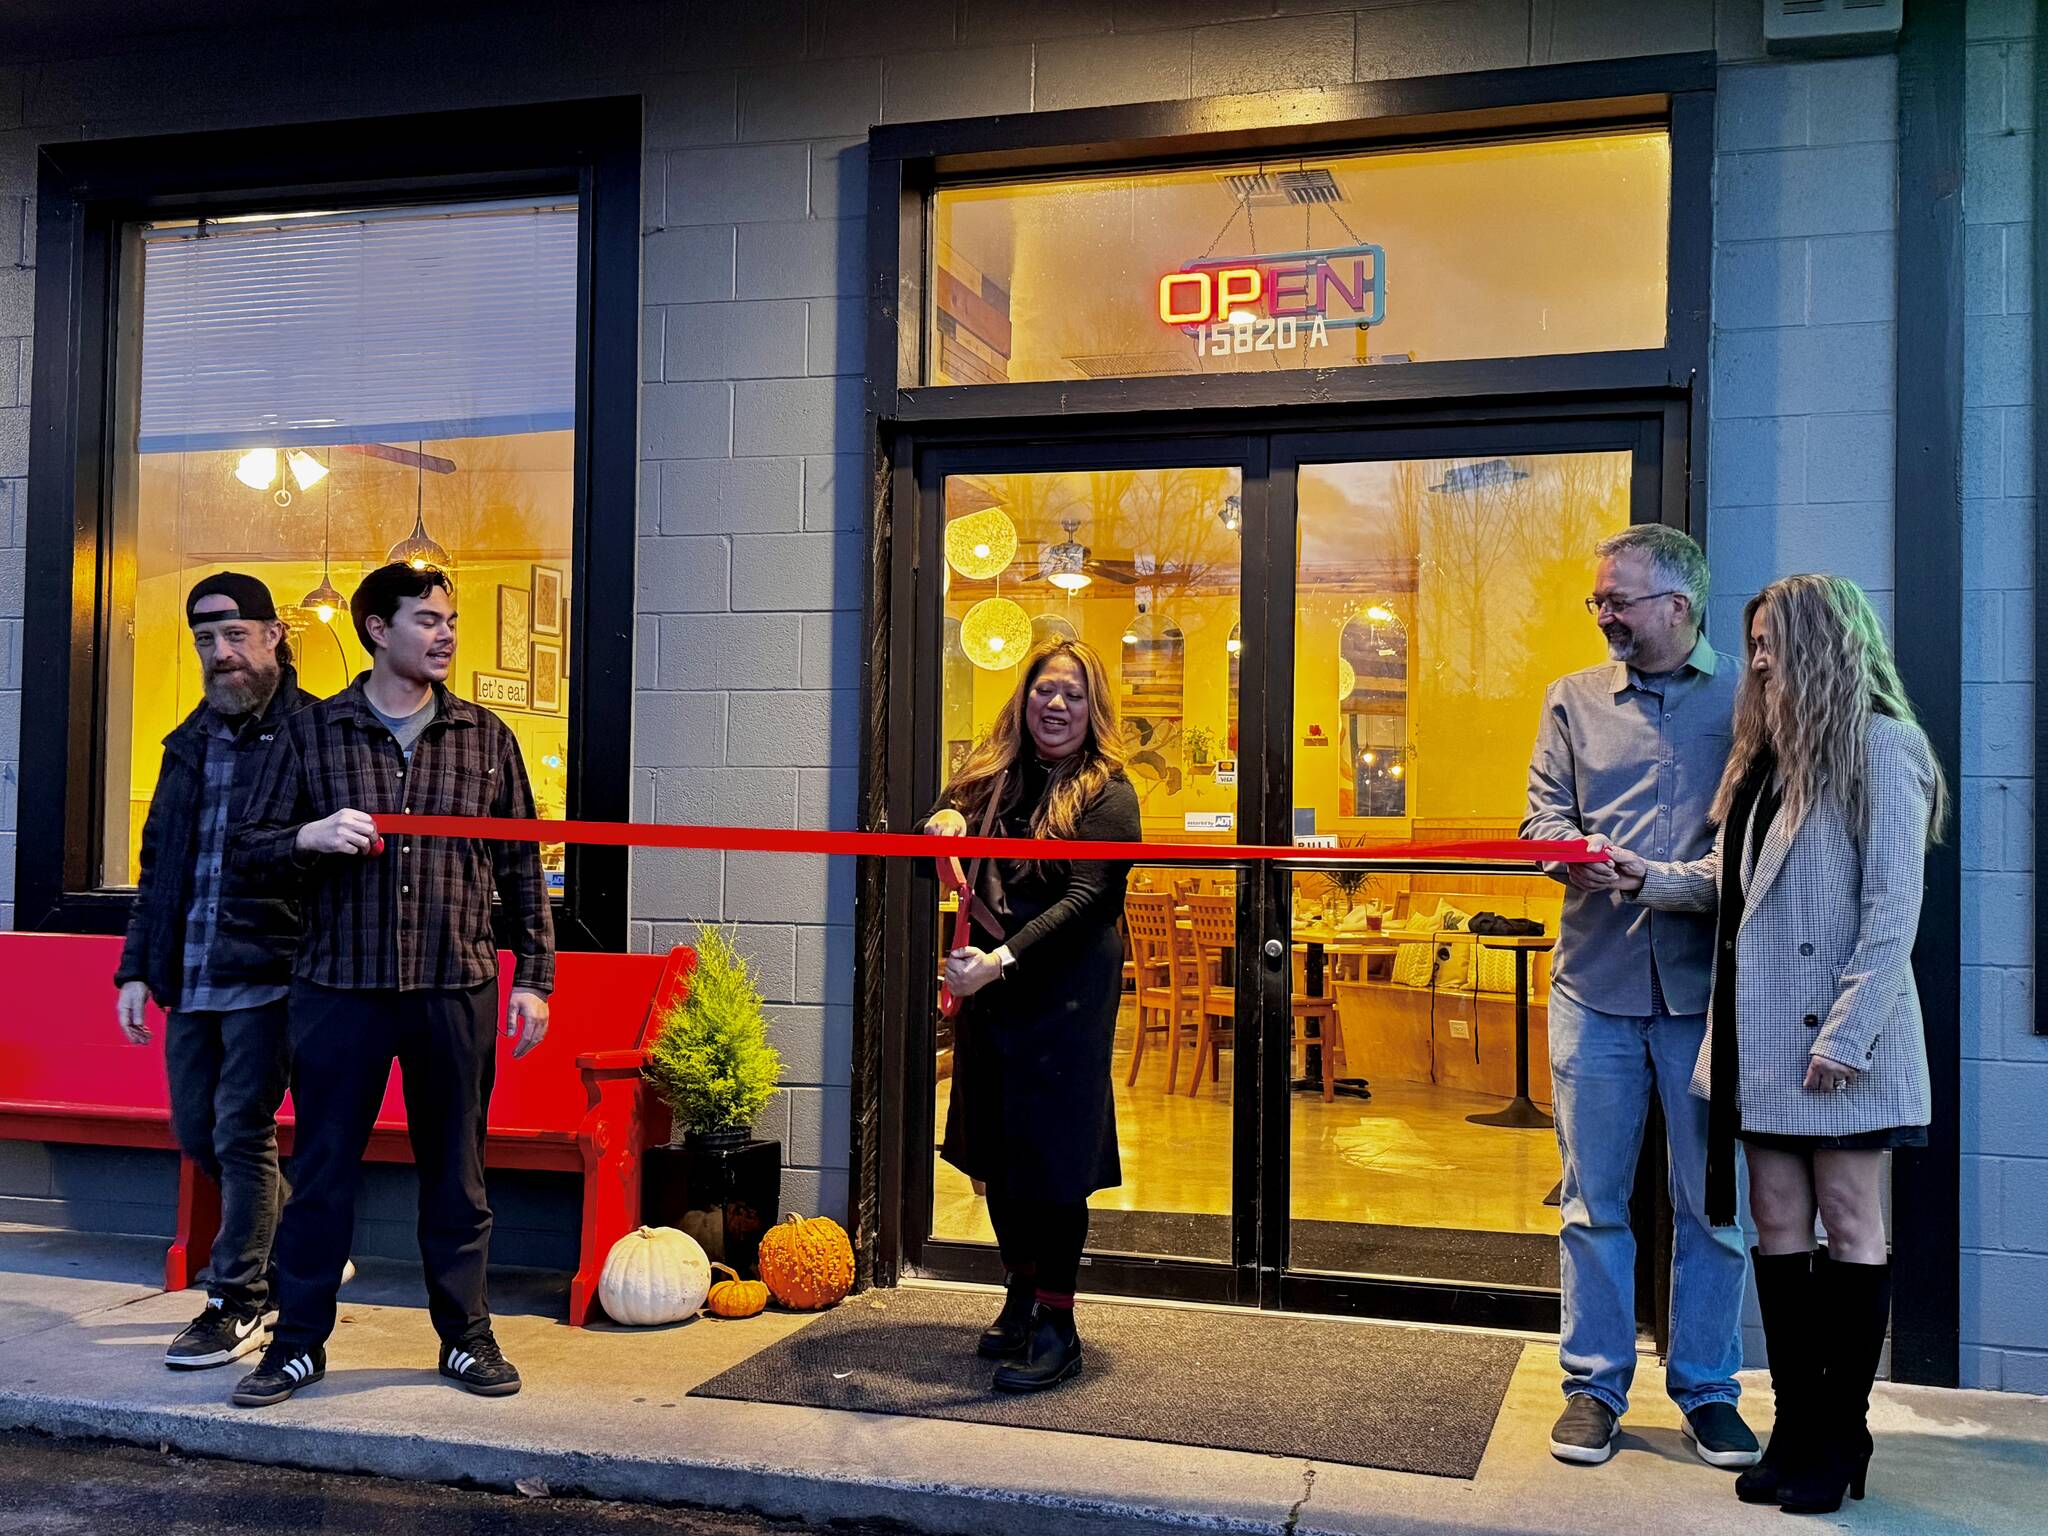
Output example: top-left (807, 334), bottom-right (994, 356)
top-left (1737, 1248), bottom-right (1817, 1504)
top-left (991, 1304), bottom-right (1082, 1392)
top-left (977, 1273), bottom-right (1038, 1360)
top-left (1780, 1255), bottom-right (1889, 1516)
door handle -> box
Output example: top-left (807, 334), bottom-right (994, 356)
top-left (1263, 939), bottom-right (1285, 963)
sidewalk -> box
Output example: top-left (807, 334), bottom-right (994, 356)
top-left (1, 1222), bottom-right (2042, 1535)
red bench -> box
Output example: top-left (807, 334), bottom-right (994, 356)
top-left (0, 933), bottom-right (695, 1326)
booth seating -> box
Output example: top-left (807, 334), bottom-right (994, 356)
top-left (1330, 881), bottom-right (1562, 1105)
top-left (0, 932), bottom-right (695, 1327)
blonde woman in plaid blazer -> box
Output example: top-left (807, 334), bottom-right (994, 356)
top-left (1607, 574), bottom-right (1946, 1517)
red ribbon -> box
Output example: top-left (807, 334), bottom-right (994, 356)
top-left (373, 813), bottom-right (1605, 865)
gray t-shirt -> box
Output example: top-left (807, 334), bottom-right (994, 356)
top-left (370, 694), bottom-right (437, 759)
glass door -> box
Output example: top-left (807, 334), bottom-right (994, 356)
top-left (1265, 421), bottom-right (1664, 1327)
top-left (910, 437), bottom-right (1269, 1304)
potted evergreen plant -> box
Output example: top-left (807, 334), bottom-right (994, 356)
top-left (641, 926), bottom-right (783, 1278)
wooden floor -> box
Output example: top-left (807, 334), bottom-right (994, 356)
top-left (931, 1001), bottom-right (1563, 1250)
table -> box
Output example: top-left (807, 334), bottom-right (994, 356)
top-left (1292, 928), bottom-right (1371, 1101)
top-left (1466, 934), bottom-right (1558, 1130)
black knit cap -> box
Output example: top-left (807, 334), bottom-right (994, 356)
top-left (186, 571), bottom-right (279, 627)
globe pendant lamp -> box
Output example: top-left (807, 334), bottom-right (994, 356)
top-left (961, 597), bottom-right (1033, 670)
top-left (944, 506), bottom-right (1018, 581)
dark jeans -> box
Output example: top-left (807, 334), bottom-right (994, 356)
top-left (271, 979), bottom-right (498, 1350)
top-left (164, 1001), bottom-right (291, 1313)
top-left (985, 1183), bottom-right (1090, 1299)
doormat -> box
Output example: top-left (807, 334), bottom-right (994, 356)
top-left (690, 1287), bottom-right (1523, 1478)
top-left (1083, 1208), bottom-right (1560, 1289)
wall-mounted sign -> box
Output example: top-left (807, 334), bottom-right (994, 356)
top-left (475, 672), bottom-right (530, 710)
top-left (1158, 243), bottom-right (1386, 358)
top-left (1213, 758), bottom-right (1238, 786)
top-left (1185, 811), bottom-right (1235, 833)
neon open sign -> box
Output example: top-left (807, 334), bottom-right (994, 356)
top-left (1157, 243), bottom-right (1387, 331)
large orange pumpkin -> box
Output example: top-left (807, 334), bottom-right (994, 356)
top-left (757, 1213), bottom-right (854, 1310)
top-left (704, 1262), bottom-right (770, 1319)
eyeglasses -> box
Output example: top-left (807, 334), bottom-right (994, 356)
top-left (1585, 590), bottom-right (1682, 616)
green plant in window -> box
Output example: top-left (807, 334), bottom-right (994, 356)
top-left (1328, 868), bottom-right (1379, 912)
top-left (1185, 725), bottom-right (1215, 766)
top-left (644, 925), bottom-right (782, 1136)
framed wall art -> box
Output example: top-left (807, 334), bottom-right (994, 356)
top-left (531, 639), bottom-right (563, 713)
top-left (498, 584), bottom-right (531, 671)
top-left (531, 563), bottom-right (563, 636)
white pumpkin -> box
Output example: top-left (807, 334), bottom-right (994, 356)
top-left (598, 1225), bottom-right (711, 1326)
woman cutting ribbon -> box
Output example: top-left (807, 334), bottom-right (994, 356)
top-left (922, 638), bottom-right (1141, 1393)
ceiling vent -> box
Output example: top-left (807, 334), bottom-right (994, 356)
top-left (1764, 0), bottom-right (1901, 57)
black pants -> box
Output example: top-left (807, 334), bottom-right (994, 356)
top-left (271, 979), bottom-right (497, 1350)
top-left (985, 1183), bottom-right (1089, 1299)
top-left (164, 1001), bottom-right (291, 1312)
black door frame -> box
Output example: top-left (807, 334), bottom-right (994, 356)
top-left (853, 51), bottom-right (1726, 1335)
top-left (892, 408), bottom-right (1678, 1333)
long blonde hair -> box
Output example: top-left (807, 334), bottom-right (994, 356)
top-left (943, 639), bottom-right (1125, 840)
top-left (1711, 574), bottom-right (1948, 841)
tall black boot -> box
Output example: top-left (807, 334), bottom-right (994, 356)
top-left (1736, 1248), bottom-right (1817, 1504)
top-left (991, 1303), bottom-right (1082, 1392)
top-left (977, 1271), bottom-right (1038, 1360)
top-left (1779, 1255), bottom-right (1889, 1516)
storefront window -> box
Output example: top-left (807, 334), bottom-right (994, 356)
top-left (928, 129), bottom-right (1669, 385)
top-left (102, 200), bottom-right (578, 893)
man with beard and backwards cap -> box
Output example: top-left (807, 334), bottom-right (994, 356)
top-left (115, 572), bottom-right (319, 1369)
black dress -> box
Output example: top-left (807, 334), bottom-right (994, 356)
top-left (938, 758), bottom-right (1142, 1205)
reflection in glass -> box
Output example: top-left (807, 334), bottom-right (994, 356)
top-left (103, 200), bottom-right (578, 893)
top-left (930, 130), bottom-right (1670, 384)
top-left (931, 467), bottom-right (1242, 1263)
top-left (1287, 452), bottom-right (1632, 1288)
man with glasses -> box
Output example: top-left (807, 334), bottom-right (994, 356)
top-left (114, 573), bottom-right (317, 1369)
top-left (1522, 525), bottom-right (1755, 1470)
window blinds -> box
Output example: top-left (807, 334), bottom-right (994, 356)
top-left (137, 201), bottom-right (578, 454)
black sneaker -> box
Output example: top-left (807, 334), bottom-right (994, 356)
top-left (1683, 1400), bottom-right (1763, 1468)
top-left (231, 1341), bottom-right (325, 1407)
top-left (1549, 1395), bottom-right (1620, 1464)
top-left (165, 1297), bottom-right (270, 1370)
top-left (439, 1331), bottom-right (521, 1397)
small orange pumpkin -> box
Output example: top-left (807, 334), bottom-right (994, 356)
top-left (757, 1213), bottom-right (855, 1310)
top-left (704, 1262), bottom-right (770, 1319)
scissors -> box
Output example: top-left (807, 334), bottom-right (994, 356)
top-left (937, 768), bottom-right (1007, 1020)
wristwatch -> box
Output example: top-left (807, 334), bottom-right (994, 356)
top-left (994, 945), bottom-right (1017, 979)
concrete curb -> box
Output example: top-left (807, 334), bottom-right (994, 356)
top-left (0, 1388), bottom-right (1306, 1536)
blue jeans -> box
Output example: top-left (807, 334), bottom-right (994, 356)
top-left (1548, 990), bottom-right (1748, 1415)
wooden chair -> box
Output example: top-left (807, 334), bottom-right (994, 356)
top-left (1182, 894), bottom-right (1238, 1095)
top-left (1123, 891), bottom-right (1196, 1088)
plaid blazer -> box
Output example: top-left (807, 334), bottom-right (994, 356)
top-left (1634, 714), bottom-right (1935, 1136)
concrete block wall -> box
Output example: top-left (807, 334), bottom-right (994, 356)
top-left (1960, 0), bottom-right (2046, 1396)
top-left (0, 1), bottom-right (2027, 1378)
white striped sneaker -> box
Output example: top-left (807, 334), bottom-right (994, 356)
top-left (231, 1342), bottom-right (325, 1407)
top-left (439, 1331), bottom-right (521, 1397)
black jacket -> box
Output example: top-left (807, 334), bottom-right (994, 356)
top-left (114, 667), bottom-right (319, 1008)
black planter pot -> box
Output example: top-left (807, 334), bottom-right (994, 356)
top-left (642, 1133), bottom-right (782, 1278)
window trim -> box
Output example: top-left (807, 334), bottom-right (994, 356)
top-left (17, 97), bottom-right (641, 953)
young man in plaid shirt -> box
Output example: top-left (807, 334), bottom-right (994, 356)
top-left (228, 562), bottom-right (554, 1407)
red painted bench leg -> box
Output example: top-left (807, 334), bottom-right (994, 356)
top-left (573, 1063), bottom-right (659, 1326)
top-left (167, 1154), bottom-right (221, 1293)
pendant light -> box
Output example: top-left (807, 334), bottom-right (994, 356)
top-left (300, 456), bottom-right (347, 625)
top-left (944, 506), bottom-right (1018, 581)
top-left (961, 597), bottom-right (1033, 670)
top-left (1040, 519), bottom-right (1092, 592)
top-left (387, 442), bottom-right (450, 570)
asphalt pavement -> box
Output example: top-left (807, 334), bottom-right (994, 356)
top-left (0, 1431), bottom-right (913, 1536)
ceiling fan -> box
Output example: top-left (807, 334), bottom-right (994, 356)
top-left (1011, 520), bottom-right (1187, 590)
